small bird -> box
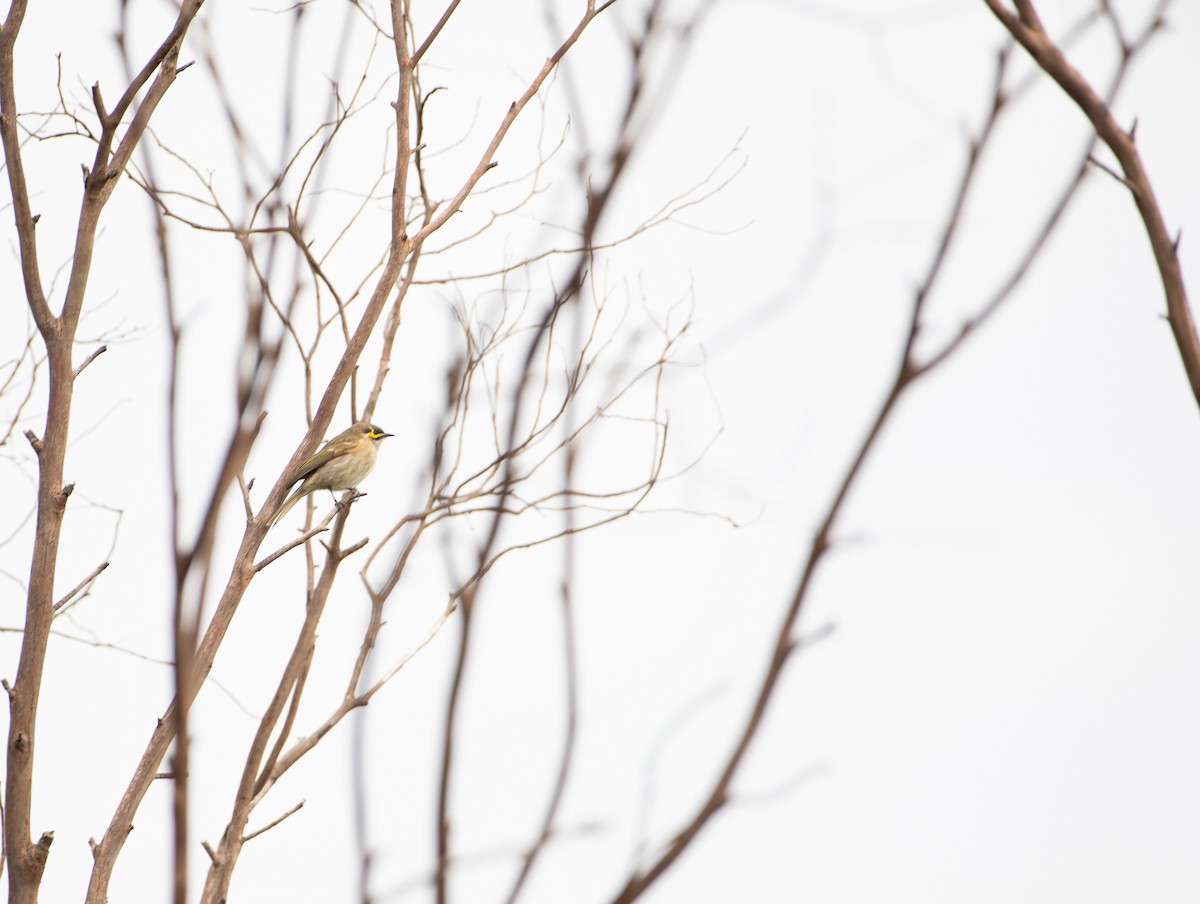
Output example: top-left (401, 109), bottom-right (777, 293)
top-left (273, 421), bottom-right (392, 525)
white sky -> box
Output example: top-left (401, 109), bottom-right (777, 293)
top-left (1, 1), bottom-right (1198, 902)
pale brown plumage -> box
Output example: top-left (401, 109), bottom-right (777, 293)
top-left (273, 421), bottom-right (392, 525)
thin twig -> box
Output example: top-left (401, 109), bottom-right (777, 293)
top-left (72, 344), bottom-right (107, 377)
top-left (51, 561), bottom-right (109, 612)
top-left (242, 800), bottom-right (306, 844)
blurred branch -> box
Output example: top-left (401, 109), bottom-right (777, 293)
top-left (604, 22), bottom-right (1150, 897)
top-left (432, 4), bottom-right (689, 903)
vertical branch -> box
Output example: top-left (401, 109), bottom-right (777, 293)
top-left (114, 6), bottom-right (194, 898)
top-left (390, 0), bottom-right (414, 251)
top-left (150, 148), bottom-right (191, 904)
top-left (0, 0), bottom-right (51, 336)
top-left (0, 3), bottom-right (196, 902)
top-left (499, 299), bottom-right (584, 904)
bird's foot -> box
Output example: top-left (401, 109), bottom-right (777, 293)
top-left (334, 488), bottom-right (366, 511)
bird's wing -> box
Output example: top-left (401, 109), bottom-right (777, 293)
top-left (291, 440), bottom-right (350, 484)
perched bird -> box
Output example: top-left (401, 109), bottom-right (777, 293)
top-left (273, 421), bottom-right (392, 525)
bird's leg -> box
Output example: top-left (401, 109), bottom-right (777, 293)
top-left (333, 488), bottom-right (366, 512)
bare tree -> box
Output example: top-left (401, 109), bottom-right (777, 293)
top-left (0, 1), bottom-right (1191, 903)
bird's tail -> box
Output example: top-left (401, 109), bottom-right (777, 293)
top-left (272, 487), bottom-right (304, 526)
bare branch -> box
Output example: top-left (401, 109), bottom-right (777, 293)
top-left (603, 20), bottom-right (1131, 896)
top-left (982, 0), bottom-right (1199, 409)
top-left (242, 800), bottom-right (306, 844)
top-left (71, 344), bottom-right (107, 378)
top-left (51, 561), bottom-right (108, 614)
top-left (0, 0), bottom-right (53, 335)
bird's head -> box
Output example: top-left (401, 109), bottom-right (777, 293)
top-left (364, 423), bottom-right (392, 442)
